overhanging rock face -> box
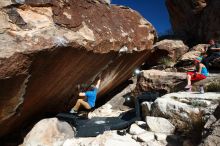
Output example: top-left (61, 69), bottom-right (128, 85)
top-left (0, 0), bottom-right (156, 137)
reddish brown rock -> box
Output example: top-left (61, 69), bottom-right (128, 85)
top-left (0, 0), bottom-right (156, 138)
top-left (133, 69), bottom-right (220, 96)
top-left (145, 39), bottom-right (188, 67)
top-left (166, 0), bottom-right (220, 42)
top-left (133, 70), bottom-right (186, 95)
top-left (175, 51), bottom-right (202, 72)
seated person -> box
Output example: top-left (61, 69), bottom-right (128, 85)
top-left (70, 79), bottom-right (101, 114)
top-left (203, 39), bottom-right (220, 68)
top-left (185, 57), bottom-right (209, 92)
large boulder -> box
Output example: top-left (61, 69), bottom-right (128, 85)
top-left (133, 70), bottom-right (186, 95)
top-left (0, 0), bottom-right (156, 138)
top-left (166, 0), bottom-right (220, 42)
top-left (151, 92), bottom-right (220, 133)
top-left (145, 39), bottom-right (188, 68)
top-left (133, 70), bottom-right (220, 96)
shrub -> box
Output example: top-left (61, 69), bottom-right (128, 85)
top-left (206, 81), bottom-right (220, 92)
top-left (170, 96), bottom-right (178, 100)
top-left (158, 57), bottom-right (174, 67)
top-left (191, 100), bottom-right (207, 107)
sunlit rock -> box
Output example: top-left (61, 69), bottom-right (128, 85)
top-left (20, 118), bottom-right (75, 146)
top-left (0, 0), bottom-right (156, 138)
top-left (151, 92), bottom-right (220, 133)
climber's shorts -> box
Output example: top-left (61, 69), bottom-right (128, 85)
top-left (187, 72), bottom-right (207, 81)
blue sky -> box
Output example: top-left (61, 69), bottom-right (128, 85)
top-left (111, 0), bottom-right (171, 35)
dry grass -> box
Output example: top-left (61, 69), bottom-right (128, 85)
top-left (206, 81), bottom-right (220, 92)
top-left (158, 57), bottom-right (174, 67)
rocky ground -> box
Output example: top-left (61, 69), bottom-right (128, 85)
top-left (19, 90), bottom-right (220, 146)
top-left (18, 37), bottom-right (220, 145)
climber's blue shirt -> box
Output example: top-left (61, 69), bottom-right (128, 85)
top-left (201, 66), bottom-right (209, 77)
top-left (85, 88), bottom-right (98, 108)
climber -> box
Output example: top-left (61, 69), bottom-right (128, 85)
top-left (202, 39), bottom-right (220, 69)
top-left (70, 78), bottom-right (101, 114)
top-left (185, 57), bottom-right (209, 93)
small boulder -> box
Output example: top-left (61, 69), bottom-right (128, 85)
top-left (20, 118), bottom-right (75, 146)
top-left (129, 123), bottom-right (146, 135)
top-left (136, 131), bottom-right (155, 143)
top-left (145, 116), bottom-right (175, 134)
top-left (135, 121), bottom-right (147, 129)
top-left (133, 69), bottom-right (186, 95)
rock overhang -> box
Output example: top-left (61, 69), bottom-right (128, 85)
top-left (0, 0), bottom-right (157, 138)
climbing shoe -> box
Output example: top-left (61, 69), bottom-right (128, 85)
top-left (70, 109), bottom-right (78, 114)
top-left (185, 85), bottom-right (192, 89)
top-left (199, 85), bottom-right (205, 94)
